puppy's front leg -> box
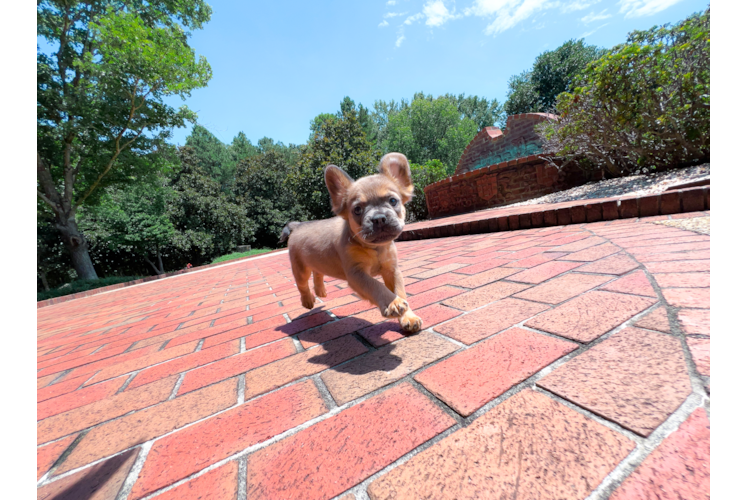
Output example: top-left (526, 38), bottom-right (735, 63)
top-left (382, 267), bottom-right (422, 333)
top-left (346, 268), bottom-right (408, 318)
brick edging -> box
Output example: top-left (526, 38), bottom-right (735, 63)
top-left (37, 248), bottom-right (289, 309)
top-left (398, 185), bottom-right (710, 242)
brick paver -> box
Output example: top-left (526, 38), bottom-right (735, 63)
top-left (150, 461), bottom-right (239, 500)
top-left (514, 272), bottom-right (613, 304)
top-left (436, 297), bottom-right (549, 344)
top-left (57, 378), bottom-right (238, 474)
top-left (538, 327), bottom-right (692, 436)
top-left (130, 380), bottom-right (326, 499)
top-left (368, 389), bottom-right (635, 500)
top-left (36, 214), bottom-right (709, 499)
top-left (37, 449), bottom-right (139, 500)
top-left (526, 290), bottom-right (657, 342)
top-left (37, 435), bottom-right (76, 479)
top-left (415, 328), bottom-right (577, 415)
top-left (245, 384), bottom-right (454, 500)
top-left (635, 306), bottom-right (672, 333)
top-left (610, 408), bottom-right (710, 500)
top-left (321, 332), bottom-right (458, 404)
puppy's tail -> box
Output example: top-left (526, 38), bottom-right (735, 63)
top-left (278, 221), bottom-right (303, 245)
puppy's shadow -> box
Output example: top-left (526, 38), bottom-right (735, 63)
top-left (308, 343), bottom-right (402, 375)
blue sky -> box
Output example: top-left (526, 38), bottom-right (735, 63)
top-left (43, 0), bottom-right (710, 147)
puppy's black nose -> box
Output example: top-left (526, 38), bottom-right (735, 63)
top-left (371, 213), bottom-right (387, 228)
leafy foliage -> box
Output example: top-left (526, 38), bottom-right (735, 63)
top-left (79, 181), bottom-right (175, 275)
top-left (503, 71), bottom-right (539, 116)
top-left (539, 10), bottom-right (710, 176)
top-left (445, 93), bottom-right (504, 131)
top-left (38, 276), bottom-right (143, 302)
top-left (230, 132), bottom-right (260, 165)
top-left (185, 126), bottom-right (266, 193)
top-left (382, 93), bottom-right (478, 174)
top-left (168, 147), bottom-right (256, 264)
top-left (504, 39), bottom-right (608, 115)
top-left (185, 125), bottom-right (233, 186)
top-left (37, 206), bottom-right (74, 291)
top-left (37, 0), bottom-right (213, 279)
top-left (234, 150), bottom-right (307, 248)
top-left (289, 111), bottom-right (381, 220)
top-left (310, 97), bottom-right (378, 144)
top-left (407, 160), bottom-right (449, 222)
top-left (256, 137), bottom-right (302, 167)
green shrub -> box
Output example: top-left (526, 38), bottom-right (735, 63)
top-left (539, 9), bottom-right (710, 177)
top-left (38, 276), bottom-right (142, 302)
top-left (407, 159), bottom-right (449, 222)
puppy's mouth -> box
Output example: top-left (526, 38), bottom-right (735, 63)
top-left (360, 226), bottom-right (402, 244)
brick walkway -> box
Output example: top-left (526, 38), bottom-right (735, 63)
top-left (37, 214), bottom-right (710, 500)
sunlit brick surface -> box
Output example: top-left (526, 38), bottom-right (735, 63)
top-left (37, 215), bottom-right (709, 499)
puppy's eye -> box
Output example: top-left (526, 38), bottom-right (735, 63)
top-left (389, 197), bottom-right (398, 206)
top-left (353, 206), bottom-right (363, 216)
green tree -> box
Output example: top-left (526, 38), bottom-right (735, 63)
top-left (168, 147), bottom-right (256, 264)
top-left (256, 137), bottom-right (302, 167)
top-left (235, 150), bottom-right (306, 248)
top-left (407, 160), bottom-right (448, 222)
top-left (384, 94), bottom-right (477, 174)
top-left (290, 111), bottom-right (380, 220)
top-left (185, 124), bottom-right (233, 188)
top-left (310, 96), bottom-right (378, 143)
top-left (503, 71), bottom-right (539, 116)
top-left (539, 10), bottom-right (710, 176)
top-left (37, 0), bottom-right (213, 280)
top-left (309, 113), bottom-right (337, 140)
top-left (445, 93), bottom-right (504, 131)
top-left (504, 39), bottom-right (608, 115)
top-left (78, 181), bottom-right (175, 275)
top-left (229, 131), bottom-right (260, 166)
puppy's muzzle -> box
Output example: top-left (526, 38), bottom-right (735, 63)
top-left (371, 213), bottom-right (388, 229)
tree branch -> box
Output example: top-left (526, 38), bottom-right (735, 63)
top-left (74, 81), bottom-right (144, 207)
top-left (37, 152), bottom-right (62, 213)
top-left (37, 190), bottom-right (58, 212)
top-left (63, 136), bottom-right (76, 211)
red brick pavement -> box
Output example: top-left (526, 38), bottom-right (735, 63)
top-left (37, 214), bottom-right (709, 499)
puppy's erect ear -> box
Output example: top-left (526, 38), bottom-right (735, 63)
top-left (378, 152), bottom-right (414, 203)
top-left (324, 165), bottom-right (354, 215)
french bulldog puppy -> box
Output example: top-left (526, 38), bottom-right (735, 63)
top-left (279, 152), bottom-right (422, 333)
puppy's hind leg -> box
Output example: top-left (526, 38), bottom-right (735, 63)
top-left (291, 260), bottom-right (316, 309)
top-left (313, 271), bottom-right (327, 298)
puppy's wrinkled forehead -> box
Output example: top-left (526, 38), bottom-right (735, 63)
top-left (348, 175), bottom-right (402, 205)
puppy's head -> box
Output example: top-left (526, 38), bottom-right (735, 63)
top-left (324, 152), bottom-right (414, 246)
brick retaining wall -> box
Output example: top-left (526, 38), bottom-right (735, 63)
top-left (454, 113), bottom-right (557, 175)
top-left (425, 154), bottom-right (591, 219)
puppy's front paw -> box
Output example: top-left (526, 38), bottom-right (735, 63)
top-left (314, 285), bottom-right (327, 298)
top-left (399, 310), bottom-right (422, 333)
top-left (383, 296), bottom-right (409, 318)
top-left (300, 293), bottom-right (316, 310)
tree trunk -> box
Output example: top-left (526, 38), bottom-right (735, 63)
top-left (36, 252), bottom-right (49, 292)
top-left (156, 248), bottom-right (165, 275)
top-left (39, 270), bottom-right (50, 291)
top-left (56, 216), bottom-right (98, 280)
top-left (144, 255), bottom-right (160, 275)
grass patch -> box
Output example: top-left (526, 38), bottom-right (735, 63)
top-left (38, 276), bottom-right (143, 302)
top-left (211, 248), bottom-right (274, 264)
